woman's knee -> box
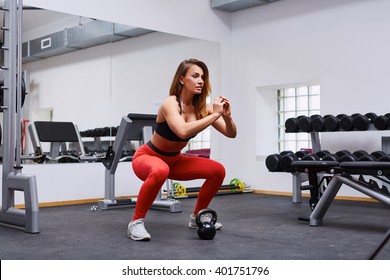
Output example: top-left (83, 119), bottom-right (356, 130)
top-left (212, 161), bottom-right (226, 181)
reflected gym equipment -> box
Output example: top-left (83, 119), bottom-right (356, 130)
top-left (97, 114), bottom-right (182, 213)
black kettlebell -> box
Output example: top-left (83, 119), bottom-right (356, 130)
top-left (196, 208), bottom-right (217, 240)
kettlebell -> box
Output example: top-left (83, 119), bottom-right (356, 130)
top-left (196, 208), bottom-right (217, 240)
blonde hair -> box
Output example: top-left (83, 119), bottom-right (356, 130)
top-left (169, 58), bottom-right (211, 119)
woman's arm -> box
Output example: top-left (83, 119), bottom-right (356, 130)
top-left (160, 96), bottom-right (225, 139)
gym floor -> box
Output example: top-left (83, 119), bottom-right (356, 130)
top-left (0, 193), bottom-right (389, 260)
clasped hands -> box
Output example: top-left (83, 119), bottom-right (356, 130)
top-left (213, 95), bottom-right (232, 117)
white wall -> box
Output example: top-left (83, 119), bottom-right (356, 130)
top-left (231, 0), bottom-right (390, 197)
top-left (11, 0), bottom-right (390, 204)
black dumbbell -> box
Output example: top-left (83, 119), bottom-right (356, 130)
top-left (352, 112), bottom-right (377, 131)
top-left (87, 129), bottom-right (95, 137)
top-left (379, 154), bottom-right (390, 162)
top-left (353, 150), bottom-right (380, 161)
top-left (97, 127), bottom-right (107, 137)
top-left (297, 115), bottom-right (322, 132)
top-left (311, 115), bottom-right (326, 132)
top-left (300, 150), bottom-right (330, 161)
top-left (322, 153), bottom-right (341, 162)
top-left (340, 154), bottom-right (358, 162)
top-left (371, 150), bottom-right (386, 160)
top-left (323, 114), bottom-right (347, 131)
top-left (301, 153), bottom-right (320, 161)
top-left (295, 150), bottom-right (310, 158)
top-left (358, 154), bottom-right (377, 161)
top-left (102, 126), bottom-right (111, 136)
top-left (316, 150), bottom-right (331, 159)
top-left (280, 150), bottom-right (309, 172)
top-left (312, 115), bottom-right (334, 132)
top-left (80, 129), bottom-right (92, 137)
top-left (93, 128), bottom-right (103, 137)
top-left (285, 116), bottom-right (306, 132)
top-left (335, 150), bottom-right (351, 158)
top-left (335, 150), bottom-right (358, 162)
top-left (352, 150), bottom-right (369, 159)
top-left (111, 126), bottom-right (119, 136)
top-left (265, 150), bottom-right (294, 172)
top-left (340, 113), bottom-right (362, 131)
top-left (266, 153), bottom-right (283, 172)
top-left (373, 113), bottom-right (390, 130)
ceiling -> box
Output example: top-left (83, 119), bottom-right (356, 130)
top-left (7, 0), bottom-right (282, 31)
top-left (21, 8), bottom-right (70, 32)
top-left (0, 0), bottom-right (282, 43)
top-left (0, 6), bottom-right (69, 36)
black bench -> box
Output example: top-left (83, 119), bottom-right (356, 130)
top-left (291, 160), bottom-right (390, 226)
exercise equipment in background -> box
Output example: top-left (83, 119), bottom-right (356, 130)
top-left (268, 111), bottom-right (390, 208)
top-left (96, 113), bottom-right (182, 213)
top-left (166, 178), bottom-right (250, 199)
top-left (28, 121), bottom-right (96, 163)
top-left (0, 72), bottom-right (27, 112)
top-left (0, 0), bottom-right (39, 234)
top-left (171, 182), bottom-right (187, 197)
top-left (374, 113), bottom-right (390, 130)
top-left (284, 112), bottom-right (389, 132)
top-left (339, 113), bottom-right (377, 131)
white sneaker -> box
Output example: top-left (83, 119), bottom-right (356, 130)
top-left (189, 214), bottom-right (222, 230)
top-left (127, 218), bottom-right (151, 241)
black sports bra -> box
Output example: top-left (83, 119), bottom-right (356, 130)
top-left (155, 95), bottom-right (197, 142)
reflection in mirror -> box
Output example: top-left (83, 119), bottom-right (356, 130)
top-left (2, 7), bottom-right (221, 163)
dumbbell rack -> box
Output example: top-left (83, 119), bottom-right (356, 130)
top-left (289, 119), bottom-right (390, 203)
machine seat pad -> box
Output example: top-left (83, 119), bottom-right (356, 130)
top-left (291, 160), bottom-right (340, 173)
top-left (291, 160), bottom-right (340, 168)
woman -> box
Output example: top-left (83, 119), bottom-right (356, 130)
top-left (128, 58), bottom-right (237, 241)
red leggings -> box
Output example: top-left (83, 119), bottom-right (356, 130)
top-left (131, 143), bottom-right (225, 220)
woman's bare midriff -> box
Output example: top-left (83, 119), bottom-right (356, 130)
top-left (150, 133), bottom-right (188, 153)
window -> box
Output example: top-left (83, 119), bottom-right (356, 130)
top-left (278, 85), bottom-right (320, 152)
top-left (187, 128), bottom-right (210, 150)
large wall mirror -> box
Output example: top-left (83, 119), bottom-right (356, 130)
top-left (0, 7), bottom-right (221, 162)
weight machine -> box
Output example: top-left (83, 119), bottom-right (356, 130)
top-left (97, 113), bottom-right (182, 212)
top-left (28, 121), bottom-right (96, 163)
top-left (0, 0), bottom-right (39, 233)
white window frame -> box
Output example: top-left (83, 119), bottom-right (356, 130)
top-left (278, 85), bottom-right (320, 153)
